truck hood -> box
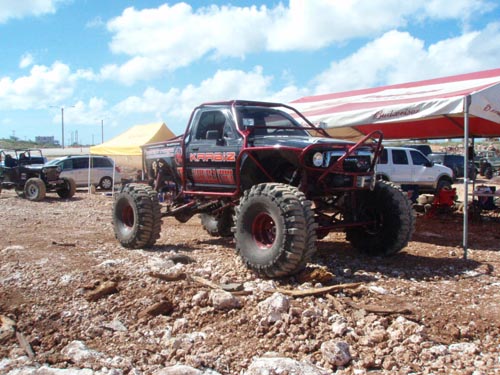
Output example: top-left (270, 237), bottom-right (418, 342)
top-left (432, 163), bottom-right (453, 175)
top-left (25, 164), bottom-right (55, 171)
top-left (251, 135), bottom-right (355, 149)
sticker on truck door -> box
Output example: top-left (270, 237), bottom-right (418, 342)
top-left (189, 152), bottom-right (236, 162)
top-left (191, 168), bottom-right (235, 184)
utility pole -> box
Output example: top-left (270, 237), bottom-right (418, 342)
top-left (61, 107), bottom-right (65, 148)
top-left (51, 105), bottom-right (74, 149)
top-left (101, 119), bottom-right (104, 143)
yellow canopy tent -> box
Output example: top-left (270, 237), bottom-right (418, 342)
top-left (90, 122), bottom-right (175, 169)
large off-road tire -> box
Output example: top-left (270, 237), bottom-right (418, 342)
top-left (484, 166), bottom-right (493, 179)
top-left (57, 177), bottom-right (76, 198)
top-left (346, 180), bottom-right (415, 256)
top-left (200, 209), bottom-right (234, 237)
top-left (24, 178), bottom-right (46, 201)
top-left (470, 167), bottom-right (477, 181)
top-left (234, 183), bottom-right (317, 278)
top-left (113, 184), bottom-right (162, 248)
top-left (142, 185), bottom-right (162, 247)
top-left (479, 160), bottom-right (488, 176)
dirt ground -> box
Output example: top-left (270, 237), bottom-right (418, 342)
top-left (1, 182), bottom-right (500, 374)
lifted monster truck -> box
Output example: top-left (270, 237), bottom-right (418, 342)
top-left (0, 148), bottom-right (76, 201)
top-left (474, 150), bottom-right (500, 179)
top-left (112, 100), bottom-right (415, 278)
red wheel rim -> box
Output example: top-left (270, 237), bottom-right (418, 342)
top-left (252, 212), bottom-right (276, 248)
top-left (122, 205), bottom-right (134, 228)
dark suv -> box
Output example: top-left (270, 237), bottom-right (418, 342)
top-left (427, 153), bottom-right (477, 181)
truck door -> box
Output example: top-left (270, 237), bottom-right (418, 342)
top-left (410, 149), bottom-right (435, 185)
top-left (390, 149), bottom-right (412, 184)
top-left (184, 109), bottom-right (242, 191)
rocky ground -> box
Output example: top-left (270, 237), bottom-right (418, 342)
top-left (1, 184), bottom-right (500, 375)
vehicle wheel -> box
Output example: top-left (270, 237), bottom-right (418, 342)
top-left (113, 184), bottom-right (162, 248)
top-left (484, 166), bottom-right (493, 179)
top-left (346, 180), bottom-right (415, 256)
top-left (234, 183), bottom-right (317, 278)
top-left (24, 178), bottom-right (46, 201)
top-left (436, 178), bottom-right (452, 193)
top-left (142, 184), bottom-right (162, 247)
top-left (200, 209), bottom-right (234, 237)
top-left (99, 176), bottom-right (113, 190)
top-left (479, 160), bottom-right (488, 176)
top-left (57, 177), bottom-right (76, 198)
top-left (470, 168), bottom-right (477, 181)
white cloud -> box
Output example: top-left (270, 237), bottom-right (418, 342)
top-left (111, 66), bottom-right (301, 134)
top-left (422, 0), bottom-right (495, 21)
top-left (0, 0), bottom-right (60, 23)
top-left (19, 53), bottom-right (34, 68)
top-left (54, 97), bottom-right (108, 127)
top-left (102, 0), bottom-right (497, 84)
top-left (99, 56), bottom-right (167, 86)
top-left (105, 3), bottom-right (268, 76)
top-left (86, 16), bottom-right (104, 29)
top-left (311, 22), bottom-right (500, 94)
top-left (0, 62), bottom-right (75, 110)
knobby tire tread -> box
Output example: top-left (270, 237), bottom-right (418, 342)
top-left (113, 184), bottom-right (161, 249)
top-left (346, 180), bottom-right (415, 256)
top-left (234, 183), bottom-right (317, 278)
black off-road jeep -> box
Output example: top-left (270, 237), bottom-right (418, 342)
top-left (0, 149), bottom-right (76, 201)
top-left (112, 100), bottom-right (415, 278)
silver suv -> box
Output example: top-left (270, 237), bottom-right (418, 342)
top-left (45, 155), bottom-right (121, 190)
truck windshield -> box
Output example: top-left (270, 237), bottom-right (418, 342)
top-left (237, 107), bottom-right (309, 137)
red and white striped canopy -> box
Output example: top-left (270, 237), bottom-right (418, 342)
top-left (291, 68), bottom-right (500, 140)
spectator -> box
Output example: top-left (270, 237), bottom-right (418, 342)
top-left (135, 169), bottom-right (143, 182)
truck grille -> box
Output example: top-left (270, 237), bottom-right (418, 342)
top-left (44, 167), bottom-right (60, 181)
top-left (309, 151), bottom-right (373, 172)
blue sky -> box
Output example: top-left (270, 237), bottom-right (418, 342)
top-left (1, 0), bottom-right (500, 146)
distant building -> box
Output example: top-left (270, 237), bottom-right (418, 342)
top-left (35, 136), bottom-right (57, 145)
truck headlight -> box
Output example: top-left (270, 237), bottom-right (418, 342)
top-left (312, 152), bottom-right (324, 167)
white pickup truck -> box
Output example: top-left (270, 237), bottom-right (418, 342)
top-left (376, 147), bottom-right (454, 193)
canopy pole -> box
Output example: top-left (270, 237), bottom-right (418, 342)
top-left (463, 95), bottom-right (471, 259)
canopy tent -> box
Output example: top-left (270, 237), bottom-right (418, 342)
top-left (291, 68), bottom-right (500, 258)
top-left (90, 122), bottom-right (175, 156)
top-left (90, 122), bottom-right (176, 169)
top-left (291, 68), bottom-right (500, 141)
